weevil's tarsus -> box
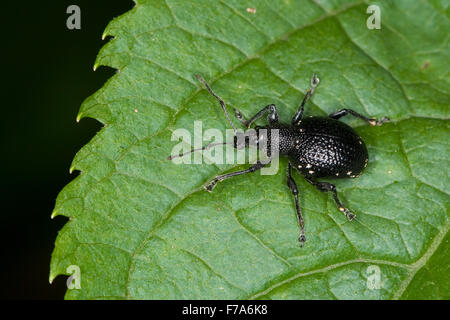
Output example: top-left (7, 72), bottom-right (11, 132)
top-left (235, 104), bottom-right (279, 128)
top-left (305, 178), bottom-right (355, 221)
top-left (234, 108), bottom-right (246, 124)
top-left (310, 74), bottom-right (320, 88)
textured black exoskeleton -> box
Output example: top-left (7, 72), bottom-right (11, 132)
top-left (169, 74), bottom-right (389, 247)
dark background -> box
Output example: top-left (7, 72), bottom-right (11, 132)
top-left (1, 1), bottom-right (134, 299)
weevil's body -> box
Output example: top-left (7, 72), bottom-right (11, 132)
top-left (171, 74), bottom-right (389, 247)
top-left (263, 117), bottom-right (368, 179)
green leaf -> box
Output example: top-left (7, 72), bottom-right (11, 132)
top-left (51, 0), bottom-right (449, 300)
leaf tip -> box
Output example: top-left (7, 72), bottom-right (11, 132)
top-left (49, 271), bottom-right (57, 284)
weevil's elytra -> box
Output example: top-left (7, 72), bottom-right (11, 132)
top-left (169, 74), bottom-right (390, 248)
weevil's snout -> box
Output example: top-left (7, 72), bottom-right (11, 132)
top-left (233, 130), bottom-right (259, 149)
top-left (233, 132), bottom-right (246, 149)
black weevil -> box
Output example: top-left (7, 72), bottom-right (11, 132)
top-left (169, 74), bottom-right (389, 247)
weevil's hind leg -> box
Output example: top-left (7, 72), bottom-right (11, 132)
top-left (329, 108), bottom-right (390, 126)
top-left (234, 104), bottom-right (279, 128)
top-left (287, 162), bottom-right (306, 247)
top-left (205, 161), bottom-right (268, 192)
top-left (305, 177), bottom-right (355, 220)
top-left (292, 74), bottom-right (320, 125)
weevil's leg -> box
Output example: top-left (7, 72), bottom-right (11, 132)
top-left (329, 108), bottom-right (390, 126)
top-left (287, 162), bottom-right (306, 247)
top-left (305, 177), bottom-right (355, 220)
top-left (234, 104), bottom-right (278, 128)
top-left (292, 74), bottom-right (320, 126)
top-left (205, 161), bottom-right (268, 192)
top-left (195, 74), bottom-right (237, 132)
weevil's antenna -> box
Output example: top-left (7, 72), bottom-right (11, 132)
top-left (195, 74), bottom-right (237, 133)
top-left (166, 141), bottom-right (233, 160)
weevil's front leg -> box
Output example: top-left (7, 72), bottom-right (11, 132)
top-left (305, 177), bottom-right (355, 221)
top-left (234, 104), bottom-right (278, 128)
top-left (195, 74), bottom-right (237, 132)
top-left (329, 108), bottom-right (389, 126)
top-left (287, 162), bottom-right (306, 247)
top-left (292, 74), bottom-right (320, 126)
top-left (205, 161), bottom-right (268, 192)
